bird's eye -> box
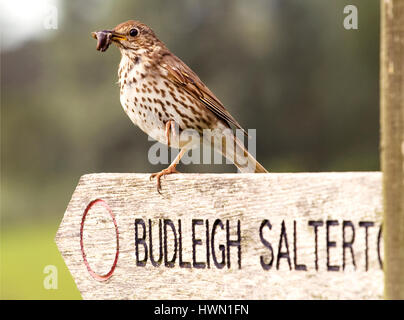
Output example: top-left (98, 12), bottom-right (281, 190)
top-left (129, 28), bottom-right (138, 37)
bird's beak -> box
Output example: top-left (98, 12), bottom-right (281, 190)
top-left (91, 30), bottom-right (127, 41)
top-left (92, 30), bottom-right (127, 52)
top-left (110, 31), bottom-right (127, 42)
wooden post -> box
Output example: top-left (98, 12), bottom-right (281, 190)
top-left (380, 0), bottom-right (404, 300)
top-left (56, 173), bottom-right (383, 299)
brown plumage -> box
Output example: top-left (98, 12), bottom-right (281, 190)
top-left (92, 20), bottom-right (268, 192)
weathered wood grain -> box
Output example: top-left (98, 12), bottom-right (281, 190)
top-left (380, 0), bottom-right (404, 300)
top-left (55, 172), bottom-right (383, 300)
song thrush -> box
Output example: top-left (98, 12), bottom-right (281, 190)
top-left (92, 20), bottom-right (268, 192)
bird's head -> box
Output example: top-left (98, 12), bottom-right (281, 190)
top-left (92, 20), bottom-right (160, 55)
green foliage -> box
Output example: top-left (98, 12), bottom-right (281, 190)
top-left (1, 223), bottom-right (81, 299)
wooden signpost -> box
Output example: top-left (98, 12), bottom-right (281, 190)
top-left (55, 172), bottom-right (383, 299)
top-left (380, 0), bottom-right (404, 300)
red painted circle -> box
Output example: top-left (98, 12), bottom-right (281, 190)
top-left (80, 199), bottom-right (119, 281)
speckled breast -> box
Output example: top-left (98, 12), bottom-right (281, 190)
top-left (118, 55), bottom-right (215, 148)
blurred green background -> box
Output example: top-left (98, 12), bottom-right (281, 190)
top-left (1, 0), bottom-right (379, 299)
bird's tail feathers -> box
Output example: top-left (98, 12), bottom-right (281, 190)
top-left (216, 132), bottom-right (268, 173)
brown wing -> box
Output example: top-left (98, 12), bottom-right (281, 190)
top-left (159, 52), bottom-right (248, 136)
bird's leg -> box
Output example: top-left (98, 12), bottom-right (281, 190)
top-left (150, 147), bottom-right (188, 193)
top-left (165, 119), bottom-right (178, 147)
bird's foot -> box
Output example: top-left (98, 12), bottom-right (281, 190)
top-left (150, 166), bottom-right (180, 193)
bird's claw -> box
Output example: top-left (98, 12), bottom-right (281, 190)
top-left (150, 167), bottom-right (180, 193)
